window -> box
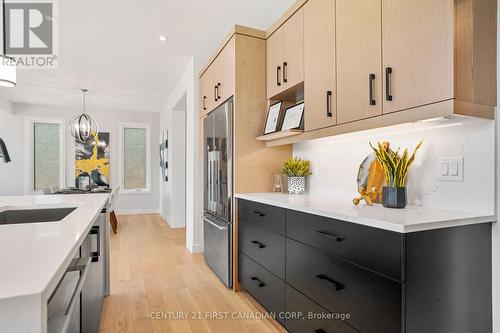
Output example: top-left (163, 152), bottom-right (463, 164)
top-left (120, 123), bottom-right (151, 193)
top-left (25, 117), bottom-right (65, 192)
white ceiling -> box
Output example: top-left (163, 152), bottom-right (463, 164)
top-left (0, 0), bottom-right (294, 113)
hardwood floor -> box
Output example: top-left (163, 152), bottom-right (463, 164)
top-left (99, 214), bottom-right (283, 333)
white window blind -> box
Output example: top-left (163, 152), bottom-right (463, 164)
top-left (33, 122), bottom-right (61, 191)
top-left (123, 127), bottom-right (148, 190)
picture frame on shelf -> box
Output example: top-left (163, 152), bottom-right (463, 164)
top-left (281, 101), bottom-right (304, 131)
top-left (263, 101), bottom-right (283, 135)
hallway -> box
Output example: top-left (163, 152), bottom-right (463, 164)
top-left (99, 214), bottom-right (282, 333)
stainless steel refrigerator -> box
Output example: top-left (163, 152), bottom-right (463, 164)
top-left (203, 97), bottom-right (233, 287)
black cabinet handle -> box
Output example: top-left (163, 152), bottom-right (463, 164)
top-left (277, 66), bottom-right (282, 86)
top-left (316, 274), bottom-right (344, 291)
top-left (90, 226), bottom-right (100, 262)
top-left (283, 62), bottom-right (288, 83)
top-left (369, 74), bottom-right (376, 106)
top-left (315, 330), bottom-right (327, 333)
top-left (214, 85), bottom-right (218, 102)
top-left (326, 90), bottom-right (333, 117)
top-left (252, 210), bottom-right (266, 217)
top-left (251, 240), bottom-right (266, 249)
top-left (316, 230), bottom-right (344, 242)
top-left (216, 82), bottom-right (221, 100)
top-left (385, 67), bottom-right (393, 101)
top-left (203, 96), bottom-right (207, 110)
top-left (250, 276), bottom-right (265, 287)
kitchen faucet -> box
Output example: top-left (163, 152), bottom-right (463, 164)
top-left (0, 137), bottom-right (11, 163)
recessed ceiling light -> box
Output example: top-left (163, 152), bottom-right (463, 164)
top-left (159, 35), bottom-right (167, 42)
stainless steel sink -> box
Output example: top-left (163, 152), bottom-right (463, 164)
top-left (0, 207), bottom-right (77, 225)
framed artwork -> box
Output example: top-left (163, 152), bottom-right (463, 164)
top-left (281, 102), bottom-right (304, 131)
top-left (75, 132), bottom-right (110, 188)
top-left (263, 101), bottom-right (283, 135)
top-left (160, 131), bottom-right (168, 182)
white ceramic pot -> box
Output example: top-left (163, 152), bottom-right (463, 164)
top-left (288, 176), bottom-right (305, 194)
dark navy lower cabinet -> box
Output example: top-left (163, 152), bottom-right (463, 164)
top-left (237, 199), bottom-right (493, 333)
top-left (285, 285), bottom-right (357, 333)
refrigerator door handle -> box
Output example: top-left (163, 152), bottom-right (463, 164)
top-left (204, 217), bottom-right (228, 231)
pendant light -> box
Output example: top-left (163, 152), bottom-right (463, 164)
top-left (0, 0), bottom-right (16, 87)
top-left (69, 89), bottom-right (99, 143)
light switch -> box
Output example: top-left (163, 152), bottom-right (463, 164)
top-left (438, 156), bottom-right (464, 182)
top-left (440, 162), bottom-right (449, 176)
top-left (449, 161), bottom-right (459, 176)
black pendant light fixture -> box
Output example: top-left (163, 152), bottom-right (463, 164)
top-left (0, 0), bottom-right (16, 87)
top-left (69, 89), bottom-right (99, 143)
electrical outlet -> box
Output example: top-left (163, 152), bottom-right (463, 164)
top-left (438, 157), bottom-right (464, 182)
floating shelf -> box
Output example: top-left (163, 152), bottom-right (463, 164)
top-left (257, 129), bottom-right (304, 141)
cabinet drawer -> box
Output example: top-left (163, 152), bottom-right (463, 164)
top-left (238, 199), bottom-right (285, 235)
top-left (286, 209), bottom-right (404, 281)
top-left (286, 239), bottom-right (402, 333)
top-left (238, 253), bottom-right (285, 325)
top-left (239, 219), bottom-right (285, 279)
top-left (286, 285), bottom-right (356, 333)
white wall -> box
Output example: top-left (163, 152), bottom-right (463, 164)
top-left (493, 4), bottom-right (500, 330)
top-left (293, 116), bottom-right (495, 214)
top-left (160, 57), bottom-right (203, 253)
top-left (0, 104), bottom-right (160, 214)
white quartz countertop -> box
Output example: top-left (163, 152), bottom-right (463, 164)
top-left (0, 194), bottom-right (109, 301)
top-left (235, 193), bottom-right (495, 233)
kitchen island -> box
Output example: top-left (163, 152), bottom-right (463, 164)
top-left (0, 193), bottom-right (110, 333)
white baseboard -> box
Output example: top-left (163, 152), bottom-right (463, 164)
top-left (115, 208), bottom-right (160, 215)
top-left (189, 243), bottom-right (204, 253)
top-left (159, 212), bottom-right (170, 223)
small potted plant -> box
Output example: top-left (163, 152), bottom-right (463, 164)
top-left (282, 157), bottom-right (312, 194)
top-left (370, 141), bottom-right (422, 208)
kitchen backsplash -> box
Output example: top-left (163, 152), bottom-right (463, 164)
top-left (293, 116), bottom-right (495, 214)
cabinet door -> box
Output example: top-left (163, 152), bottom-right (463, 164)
top-left (336, 0), bottom-right (382, 124)
top-left (213, 37), bottom-right (235, 107)
top-left (304, 0), bottom-right (336, 131)
top-left (266, 27), bottom-right (284, 98)
top-left (200, 68), bottom-right (214, 118)
top-left (382, 0), bottom-right (453, 114)
top-left (282, 7), bottom-right (304, 89)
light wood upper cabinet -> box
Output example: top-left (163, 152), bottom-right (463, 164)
top-left (214, 37), bottom-right (235, 105)
top-left (266, 7), bottom-right (304, 99)
top-left (200, 65), bottom-right (214, 118)
top-left (199, 37), bottom-right (236, 118)
top-left (304, 0), bottom-right (336, 131)
top-left (266, 28), bottom-right (284, 99)
top-left (336, 0), bottom-right (382, 124)
top-left (382, 0), bottom-right (453, 114)
top-left (282, 7), bottom-right (304, 90)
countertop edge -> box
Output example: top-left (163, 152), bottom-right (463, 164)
top-left (235, 193), bottom-right (495, 233)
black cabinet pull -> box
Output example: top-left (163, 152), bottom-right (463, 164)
top-left (316, 230), bottom-right (344, 242)
top-left (216, 82), bottom-right (221, 100)
top-left (90, 226), bottom-right (100, 262)
top-left (283, 62), bottom-right (288, 83)
top-left (385, 67), bottom-right (393, 101)
top-left (315, 330), bottom-right (327, 333)
top-left (316, 274), bottom-right (344, 291)
top-left (250, 276), bottom-right (265, 287)
top-left (326, 90), bottom-right (333, 117)
top-left (277, 66), bottom-right (282, 86)
top-left (203, 96), bottom-right (207, 110)
top-left (214, 85), bottom-right (218, 102)
top-left (252, 210), bottom-right (265, 217)
top-left (369, 74), bottom-right (376, 106)
top-left (251, 240), bottom-right (266, 249)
